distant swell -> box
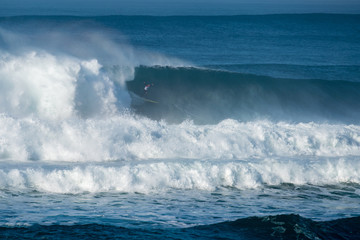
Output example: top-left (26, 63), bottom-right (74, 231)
top-left (1, 215), bottom-right (359, 240)
top-left (128, 66), bottom-right (360, 124)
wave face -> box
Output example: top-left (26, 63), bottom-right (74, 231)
top-left (128, 66), bottom-right (360, 124)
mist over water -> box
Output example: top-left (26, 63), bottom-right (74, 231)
top-left (0, 20), bottom-right (187, 120)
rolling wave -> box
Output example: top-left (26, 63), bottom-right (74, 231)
top-left (128, 66), bottom-right (360, 124)
top-left (1, 116), bottom-right (360, 162)
top-left (1, 157), bottom-right (359, 193)
top-left (1, 15), bottom-right (360, 238)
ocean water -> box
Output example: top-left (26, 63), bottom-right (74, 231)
top-left (0, 14), bottom-right (360, 239)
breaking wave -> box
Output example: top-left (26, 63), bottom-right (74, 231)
top-left (0, 17), bottom-right (360, 196)
top-left (128, 66), bottom-right (360, 124)
top-left (1, 156), bottom-right (360, 193)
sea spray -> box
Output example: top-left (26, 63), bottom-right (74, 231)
top-left (0, 117), bottom-right (360, 162)
top-left (0, 157), bottom-right (359, 194)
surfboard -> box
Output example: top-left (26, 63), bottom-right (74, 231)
top-left (130, 92), bottom-right (159, 104)
top-left (142, 98), bottom-right (159, 104)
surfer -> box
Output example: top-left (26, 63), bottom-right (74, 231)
top-left (144, 82), bottom-right (154, 95)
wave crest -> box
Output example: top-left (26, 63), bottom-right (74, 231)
top-left (1, 117), bottom-right (360, 162)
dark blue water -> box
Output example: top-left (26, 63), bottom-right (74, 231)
top-left (127, 66), bottom-right (360, 124)
top-left (0, 14), bottom-right (360, 239)
top-left (2, 215), bottom-right (360, 239)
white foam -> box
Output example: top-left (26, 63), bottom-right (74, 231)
top-left (0, 50), bottom-right (128, 119)
top-left (1, 26), bottom-right (360, 195)
top-left (0, 157), bottom-right (359, 194)
top-left (0, 114), bottom-right (360, 162)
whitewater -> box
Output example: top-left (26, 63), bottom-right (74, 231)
top-left (0, 15), bottom-right (360, 239)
